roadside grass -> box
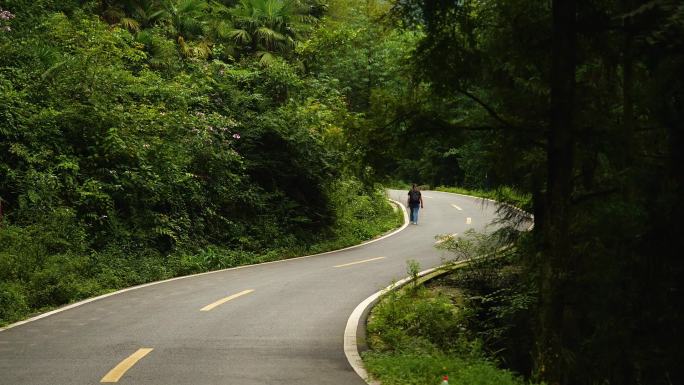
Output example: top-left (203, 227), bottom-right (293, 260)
top-left (362, 262), bottom-right (530, 385)
top-left (0, 184), bottom-right (403, 327)
top-left (382, 180), bottom-right (412, 190)
top-left (363, 353), bottom-right (525, 385)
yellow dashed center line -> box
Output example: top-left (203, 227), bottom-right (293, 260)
top-left (451, 204), bottom-right (463, 211)
top-left (101, 348), bottom-right (153, 383)
top-left (200, 289), bottom-right (254, 312)
top-left (334, 257), bottom-right (386, 268)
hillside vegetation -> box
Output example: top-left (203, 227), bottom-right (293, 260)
top-left (0, 0), bottom-right (403, 325)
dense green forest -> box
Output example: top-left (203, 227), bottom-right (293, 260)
top-left (386, 1), bottom-right (683, 384)
top-left (0, 0), bottom-right (407, 326)
top-left (1, 0), bottom-right (682, 384)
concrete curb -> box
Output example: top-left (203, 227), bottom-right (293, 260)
top-left (343, 263), bottom-right (462, 385)
top-left (344, 190), bottom-right (534, 385)
top-left (0, 198), bottom-right (409, 333)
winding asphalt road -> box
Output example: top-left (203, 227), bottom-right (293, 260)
top-left (0, 190), bottom-right (502, 385)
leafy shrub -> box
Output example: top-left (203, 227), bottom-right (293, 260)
top-left (0, 3), bottom-right (403, 328)
top-left (364, 281), bottom-right (529, 385)
top-left (28, 254), bottom-right (96, 308)
top-left (367, 287), bottom-right (466, 354)
top-left (0, 281), bottom-right (29, 324)
top-left (327, 178), bottom-right (400, 244)
top-left (434, 234), bottom-right (536, 376)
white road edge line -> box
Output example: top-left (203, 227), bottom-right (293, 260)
top-left (343, 271), bottom-right (429, 385)
top-left (0, 199), bottom-right (409, 333)
top-left (451, 204), bottom-right (463, 210)
top-left (344, 263), bottom-right (467, 385)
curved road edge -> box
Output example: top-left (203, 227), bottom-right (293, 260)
top-left (437, 190), bottom-right (534, 226)
top-left (343, 265), bottom-right (439, 385)
top-left (0, 197), bottom-right (409, 333)
top-left (344, 190), bottom-right (534, 385)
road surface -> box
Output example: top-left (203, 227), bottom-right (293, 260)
top-left (0, 190), bottom-right (502, 385)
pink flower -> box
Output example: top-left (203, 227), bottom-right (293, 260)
top-left (0, 10), bottom-right (15, 21)
top-left (232, 133), bottom-right (241, 139)
top-left (0, 8), bottom-right (13, 33)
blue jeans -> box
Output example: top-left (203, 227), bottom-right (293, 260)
top-left (410, 205), bottom-right (420, 223)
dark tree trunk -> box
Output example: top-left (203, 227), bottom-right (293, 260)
top-left (535, 0), bottom-right (577, 383)
top-left (621, 0), bottom-right (635, 170)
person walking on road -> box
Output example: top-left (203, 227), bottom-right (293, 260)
top-left (407, 184), bottom-right (424, 225)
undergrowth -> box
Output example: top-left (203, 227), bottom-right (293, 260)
top-left (0, 182), bottom-right (402, 326)
top-left (362, 237), bottom-right (535, 385)
top-left (363, 284), bottom-right (528, 385)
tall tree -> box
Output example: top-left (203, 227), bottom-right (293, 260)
top-left (392, 0), bottom-right (684, 383)
top-left (536, 0), bottom-right (577, 382)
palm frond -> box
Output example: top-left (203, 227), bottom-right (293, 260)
top-left (257, 50), bottom-right (277, 66)
top-left (285, 35), bottom-right (295, 49)
top-left (227, 0), bottom-right (317, 55)
top-left (195, 40), bottom-right (212, 59)
top-left (103, 6), bottom-right (126, 24)
top-left (119, 17), bottom-right (141, 32)
top-left (178, 0), bottom-right (207, 14)
top-left (229, 28), bottom-right (252, 44)
top-left (177, 35), bottom-right (192, 57)
top-left (147, 9), bottom-right (169, 24)
top-left (213, 20), bottom-right (235, 40)
top-left (256, 26), bottom-right (286, 42)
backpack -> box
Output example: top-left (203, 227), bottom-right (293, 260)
top-left (409, 190), bottom-right (421, 203)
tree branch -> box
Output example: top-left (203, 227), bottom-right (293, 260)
top-left (453, 86), bottom-right (519, 130)
top-left (374, 109), bottom-right (415, 131)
